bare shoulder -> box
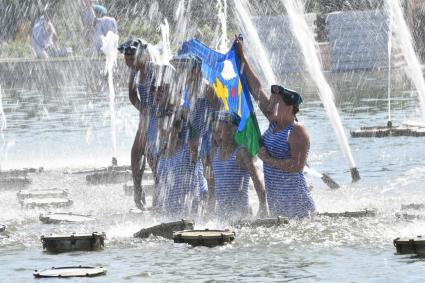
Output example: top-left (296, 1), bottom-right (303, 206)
top-left (291, 122), bottom-right (310, 143)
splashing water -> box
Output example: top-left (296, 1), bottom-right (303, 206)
top-left (387, 8), bottom-right (392, 123)
top-left (173, 0), bottom-right (192, 47)
top-left (160, 19), bottom-right (172, 65)
top-left (232, 0), bottom-right (332, 183)
top-left (386, 0), bottom-right (425, 121)
top-left (233, 0), bottom-right (276, 86)
top-left (101, 31), bottom-right (120, 161)
top-left (0, 85), bottom-right (6, 140)
top-left (282, 0), bottom-right (357, 173)
top-left (217, 0), bottom-right (228, 53)
top-left (0, 85), bottom-right (6, 170)
top-left (148, 19), bottom-right (173, 67)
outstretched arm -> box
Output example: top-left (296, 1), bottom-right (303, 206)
top-left (258, 124), bottom-right (309, 172)
top-left (237, 147), bottom-right (268, 217)
top-left (234, 36), bottom-right (270, 118)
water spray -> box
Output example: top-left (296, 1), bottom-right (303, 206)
top-left (283, 0), bottom-right (360, 182)
top-left (233, 0), bottom-right (276, 86)
top-left (234, 2), bottom-right (341, 188)
top-left (387, 6), bottom-right (393, 129)
top-left (101, 30), bottom-right (120, 166)
top-left (0, 85), bottom-right (6, 139)
top-left (217, 0), bottom-right (228, 53)
top-left (0, 84), bottom-right (6, 171)
top-left (387, 0), bottom-right (425, 122)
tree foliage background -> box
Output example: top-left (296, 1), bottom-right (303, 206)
top-left (0, 0), bottom-right (407, 58)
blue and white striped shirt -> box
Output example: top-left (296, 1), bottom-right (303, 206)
top-left (212, 146), bottom-right (250, 219)
top-left (137, 71), bottom-right (158, 156)
top-left (156, 144), bottom-right (202, 218)
top-left (262, 123), bottom-right (315, 218)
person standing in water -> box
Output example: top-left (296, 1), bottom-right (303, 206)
top-left (234, 36), bottom-right (315, 218)
top-left (211, 111), bottom-right (267, 220)
top-left (93, 4), bottom-right (117, 54)
top-left (155, 109), bottom-right (206, 219)
top-left (80, 0), bottom-right (96, 54)
top-left (120, 39), bottom-right (156, 210)
top-left (32, 11), bottom-right (57, 59)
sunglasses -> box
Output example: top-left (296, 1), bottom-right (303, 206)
top-left (271, 85), bottom-right (302, 106)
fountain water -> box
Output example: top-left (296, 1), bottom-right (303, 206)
top-left (232, 0), bottom-right (340, 187)
top-left (386, 0), bottom-right (425, 122)
top-left (282, 0), bottom-right (360, 182)
top-left (387, 8), bottom-right (393, 127)
top-left (217, 0), bottom-right (228, 53)
top-left (0, 84), bottom-right (6, 170)
top-left (173, 0), bottom-right (190, 46)
top-left (147, 19), bottom-right (173, 67)
top-left (101, 31), bottom-right (120, 166)
top-left (0, 85), bottom-right (6, 140)
top-left (233, 0), bottom-right (276, 86)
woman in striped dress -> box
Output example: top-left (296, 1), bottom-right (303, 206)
top-left (211, 111), bottom-right (267, 220)
top-left (234, 37), bottom-right (315, 218)
top-left (156, 113), bottom-right (205, 219)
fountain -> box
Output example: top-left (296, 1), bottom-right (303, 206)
top-left (0, 85), bottom-right (5, 146)
top-left (0, 84), bottom-right (6, 172)
top-left (387, 0), bottom-right (425, 122)
top-left (282, 0), bottom-right (360, 182)
top-left (83, 30), bottom-right (135, 184)
top-left (217, 0), bottom-right (229, 53)
top-left (101, 30), bottom-right (120, 166)
top-left (233, 0), bottom-right (276, 86)
top-left (351, 1), bottom-right (425, 138)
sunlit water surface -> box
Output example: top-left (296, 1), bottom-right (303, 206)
top-left (1, 86), bottom-right (425, 282)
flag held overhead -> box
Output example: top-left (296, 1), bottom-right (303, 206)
top-left (178, 39), bottom-right (261, 156)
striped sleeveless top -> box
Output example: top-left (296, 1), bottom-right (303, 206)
top-left (262, 123), bottom-right (315, 218)
top-left (136, 70), bottom-right (158, 156)
top-left (190, 98), bottom-right (214, 159)
top-left (136, 70), bottom-right (155, 108)
top-left (156, 144), bottom-right (202, 219)
top-left (212, 146), bottom-right (250, 219)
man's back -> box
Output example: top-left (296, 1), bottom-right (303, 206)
top-left (94, 16), bottom-right (118, 52)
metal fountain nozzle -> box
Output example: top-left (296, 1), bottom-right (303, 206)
top-left (350, 167), bottom-right (361, 182)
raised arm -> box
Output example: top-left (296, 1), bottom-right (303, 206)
top-left (258, 124), bottom-right (309, 172)
top-left (237, 147), bottom-right (268, 217)
top-left (234, 36), bottom-right (270, 118)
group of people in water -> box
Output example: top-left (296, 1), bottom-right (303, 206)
top-left (122, 35), bottom-right (315, 221)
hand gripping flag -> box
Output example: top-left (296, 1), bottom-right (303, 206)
top-left (178, 39), bottom-right (261, 156)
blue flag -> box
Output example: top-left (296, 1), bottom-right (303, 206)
top-left (179, 39), bottom-right (261, 156)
